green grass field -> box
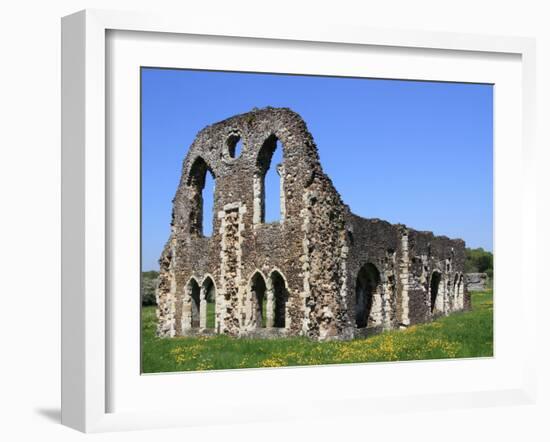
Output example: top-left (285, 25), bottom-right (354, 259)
top-left (141, 290), bottom-right (493, 373)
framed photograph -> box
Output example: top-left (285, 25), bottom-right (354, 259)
top-left (61, 9), bottom-right (537, 433)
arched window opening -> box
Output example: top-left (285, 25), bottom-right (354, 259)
top-left (202, 171), bottom-right (215, 236)
top-left (355, 263), bottom-right (381, 329)
top-left (187, 157), bottom-right (216, 237)
top-left (226, 134), bottom-right (243, 159)
top-left (187, 278), bottom-right (201, 328)
top-left (255, 135), bottom-right (284, 224)
top-left (452, 273), bottom-right (459, 310)
top-left (270, 271), bottom-right (288, 328)
top-left (250, 272), bottom-right (267, 328)
top-left (346, 229), bottom-right (354, 246)
top-left (202, 277), bottom-right (216, 329)
top-left (458, 274), bottom-right (465, 309)
top-left (430, 271), bottom-right (442, 313)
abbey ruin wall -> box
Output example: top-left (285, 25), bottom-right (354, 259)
top-left (155, 107), bottom-right (469, 341)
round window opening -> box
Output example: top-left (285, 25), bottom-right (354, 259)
top-left (226, 134), bottom-right (243, 159)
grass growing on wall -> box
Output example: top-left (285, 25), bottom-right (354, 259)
top-left (141, 290), bottom-right (493, 373)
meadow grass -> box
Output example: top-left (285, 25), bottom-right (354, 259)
top-left (141, 290), bottom-right (493, 373)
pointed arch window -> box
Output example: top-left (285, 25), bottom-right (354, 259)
top-left (184, 278), bottom-right (201, 329)
top-left (430, 271), bottom-right (442, 313)
top-left (250, 272), bottom-right (267, 328)
top-left (268, 271), bottom-right (288, 328)
top-left (187, 157), bottom-right (216, 236)
top-left (202, 276), bottom-right (216, 329)
top-left (254, 135), bottom-right (285, 225)
top-left (355, 263), bottom-right (381, 328)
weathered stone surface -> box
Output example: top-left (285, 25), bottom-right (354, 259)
top-left (156, 107), bottom-right (469, 341)
top-left (465, 273), bottom-right (488, 291)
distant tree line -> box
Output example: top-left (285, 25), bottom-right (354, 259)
top-left (465, 247), bottom-right (493, 279)
top-left (142, 270), bottom-right (159, 306)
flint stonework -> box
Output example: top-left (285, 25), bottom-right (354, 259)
top-left (155, 108), bottom-right (469, 341)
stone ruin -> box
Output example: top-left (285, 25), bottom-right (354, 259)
top-left (465, 273), bottom-right (488, 291)
top-left (155, 107), bottom-right (469, 341)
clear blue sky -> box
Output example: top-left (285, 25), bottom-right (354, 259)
top-left (142, 68), bottom-right (493, 271)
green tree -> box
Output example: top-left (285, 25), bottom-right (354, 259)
top-left (465, 248), bottom-right (493, 279)
top-left (141, 271), bottom-right (159, 306)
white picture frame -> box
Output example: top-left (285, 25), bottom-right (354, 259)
top-left (61, 9), bottom-right (537, 433)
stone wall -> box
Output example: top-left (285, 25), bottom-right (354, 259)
top-left (406, 230), bottom-right (469, 325)
top-left (465, 273), bottom-right (488, 291)
top-left (155, 107), bottom-right (469, 341)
